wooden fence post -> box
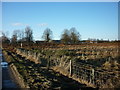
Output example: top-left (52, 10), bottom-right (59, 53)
top-left (70, 60), bottom-right (72, 76)
top-left (92, 68), bottom-right (95, 84)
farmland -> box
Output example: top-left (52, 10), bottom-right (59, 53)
top-left (2, 42), bottom-right (120, 89)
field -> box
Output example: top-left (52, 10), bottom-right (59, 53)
top-left (2, 42), bottom-right (120, 89)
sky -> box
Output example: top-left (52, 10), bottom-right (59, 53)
top-left (2, 2), bottom-right (118, 40)
top-left (1, 0), bottom-right (119, 2)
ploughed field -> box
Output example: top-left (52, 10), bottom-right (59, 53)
top-left (3, 42), bottom-right (120, 89)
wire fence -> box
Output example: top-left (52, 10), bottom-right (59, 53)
top-left (16, 47), bottom-right (120, 88)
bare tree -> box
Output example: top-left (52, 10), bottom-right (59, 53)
top-left (42, 28), bottom-right (52, 42)
top-left (61, 27), bottom-right (81, 44)
top-left (11, 35), bottom-right (17, 43)
top-left (15, 30), bottom-right (22, 41)
top-left (21, 30), bottom-right (25, 41)
top-left (2, 32), bottom-right (10, 44)
top-left (61, 29), bottom-right (70, 44)
top-left (17, 30), bottom-right (25, 42)
top-left (70, 27), bottom-right (80, 44)
top-left (25, 26), bottom-right (33, 43)
top-left (11, 30), bottom-right (18, 43)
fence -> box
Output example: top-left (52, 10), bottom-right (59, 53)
top-left (16, 47), bottom-right (119, 88)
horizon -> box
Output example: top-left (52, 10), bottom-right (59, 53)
top-left (2, 2), bottom-right (118, 41)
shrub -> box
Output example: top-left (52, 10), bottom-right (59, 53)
top-left (55, 50), bottom-right (75, 57)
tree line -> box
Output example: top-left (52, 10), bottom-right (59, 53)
top-left (2, 26), bottom-right (81, 44)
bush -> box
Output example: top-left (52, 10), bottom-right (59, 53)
top-left (55, 50), bottom-right (75, 57)
top-left (45, 50), bottom-right (54, 57)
